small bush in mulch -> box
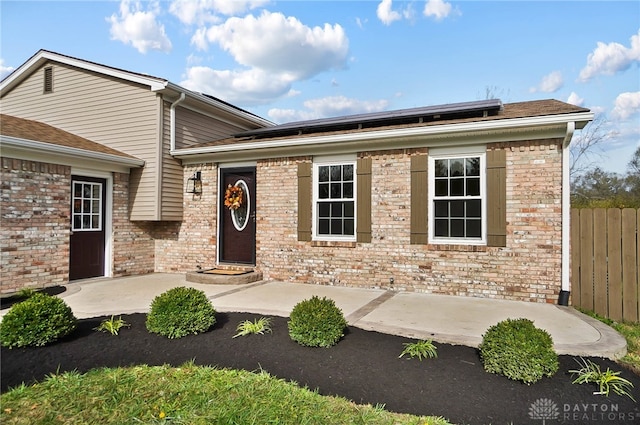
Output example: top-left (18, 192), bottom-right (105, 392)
top-left (478, 318), bottom-right (559, 384)
top-left (288, 296), bottom-right (347, 347)
top-left (146, 287), bottom-right (216, 339)
top-left (0, 292), bottom-right (77, 348)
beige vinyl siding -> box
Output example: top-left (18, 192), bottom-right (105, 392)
top-left (160, 102), bottom-right (183, 220)
top-left (158, 104), bottom-right (257, 220)
top-left (1, 62), bottom-right (162, 220)
top-left (174, 105), bottom-right (249, 149)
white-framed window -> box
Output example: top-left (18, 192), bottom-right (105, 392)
top-left (72, 181), bottom-right (103, 231)
top-left (312, 155), bottom-right (356, 241)
top-left (428, 148), bottom-right (486, 245)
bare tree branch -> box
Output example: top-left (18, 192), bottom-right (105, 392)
top-left (569, 115), bottom-right (610, 178)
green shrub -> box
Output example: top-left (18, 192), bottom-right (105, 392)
top-left (0, 293), bottom-right (77, 348)
top-left (146, 287), bottom-right (216, 339)
top-left (478, 318), bottom-right (558, 384)
top-left (288, 296), bottom-right (347, 347)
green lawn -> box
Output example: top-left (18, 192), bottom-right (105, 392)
top-left (0, 362), bottom-right (452, 425)
top-left (579, 309), bottom-right (640, 375)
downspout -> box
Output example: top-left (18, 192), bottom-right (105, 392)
top-left (559, 121), bottom-right (575, 306)
top-left (170, 93), bottom-right (186, 153)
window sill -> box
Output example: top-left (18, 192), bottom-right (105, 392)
top-left (428, 244), bottom-right (488, 252)
top-left (311, 240), bottom-right (357, 248)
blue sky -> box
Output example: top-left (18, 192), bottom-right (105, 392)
top-left (1, 0), bottom-right (638, 174)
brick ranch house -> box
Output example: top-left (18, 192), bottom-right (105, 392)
top-left (1, 50), bottom-right (594, 304)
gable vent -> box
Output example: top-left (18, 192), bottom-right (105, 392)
top-left (43, 67), bottom-right (53, 94)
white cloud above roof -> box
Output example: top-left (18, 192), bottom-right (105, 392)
top-left (191, 11), bottom-right (348, 79)
top-left (168, 0), bottom-right (268, 26)
top-left (182, 10), bottom-right (349, 104)
top-left (423, 0), bottom-right (454, 21)
top-left (578, 30), bottom-right (640, 82)
top-left (378, 0), bottom-right (452, 25)
top-left (377, 0), bottom-right (402, 25)
top-left (530, 71), bottom-right (564, 93)
top-left (180, 66), bottom-right (292, 106)
top-left (567, 92), bottom-right (585, 107)
top-left (0, 59), bottom-right (14, 80)
top-left (611, 91), bottom-right (640, 120)
top-left (107, 0), bottom-right (172, 54)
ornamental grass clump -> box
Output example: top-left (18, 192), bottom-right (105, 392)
top-left (288, 296), bottom-right (347, 347)
top-left (95, 315), bottom-right (130, 336)
top-left (399, 340), bottom-right (438, 361)
top-left (233, 317), bottom-right (272, 338)
top-left (0, 292), bottom-right (77, 348)
top-left (478, 318), bottom-right (558, 384)
top-left (146, 287), bottom-right (216, 339)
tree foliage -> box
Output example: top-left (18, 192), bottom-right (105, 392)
top-left (571, 146), bottom-right (640, 208)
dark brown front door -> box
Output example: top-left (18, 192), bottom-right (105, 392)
top-left (220, 168), bottom-right (256, 264)
top-left (69, 176), bottom-right (106, 280)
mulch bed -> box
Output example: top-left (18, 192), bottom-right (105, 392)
top-left (2, 312), bottom-right (639, 425)
top-left (0, 286), bottom-right (67, 310)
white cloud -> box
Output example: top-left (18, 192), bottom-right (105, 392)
top-left (0, 59), bottom-right (15, 80)
top-left (268, 95), bottom-right (389, 123)
top-left (529, 70), bottom-right (563, 93)
top-left (423, 0), bottom-right (453, 21)
top-left (168, 0), bottom-right (268, 26)
top-left (377, 0), bottom-right (402, 25)
top-left (180, 66), bottom-right (294, 106)
top-left (107, 0), bottom-right (172, 53)
top-left (567, 92), bottom-right (584, 106)
top-left (578, 30), bottom-right (640, 82)
top-left (192, 11), bottom-right (349, 80)
top-left (611, 91), bottom-right (640, 120)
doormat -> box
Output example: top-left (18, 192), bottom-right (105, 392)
top-left (201, 269), bottom-right (250, 276)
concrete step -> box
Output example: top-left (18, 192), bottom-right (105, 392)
top-left (186, 268), bottom-right (263, 285)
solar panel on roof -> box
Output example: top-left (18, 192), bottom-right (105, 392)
top-left (235, 99), bottom-right (502, 139)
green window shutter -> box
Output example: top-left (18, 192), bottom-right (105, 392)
top-left (410, 154), bottom-right (428, 244)
top-left (297, 162), bottom-right (312, 242)
top-left (356, 157), bottom-right (372, 243)
top-left (486, 148), bottom-right (506, 247)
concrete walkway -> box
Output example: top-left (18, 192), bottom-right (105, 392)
top-left (17, 273), bottom-right (628, 359)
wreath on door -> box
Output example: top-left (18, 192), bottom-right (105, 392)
top-left (224, 184), bottom-right (244, 210)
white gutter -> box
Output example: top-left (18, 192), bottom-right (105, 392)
top-left (173, 111), bottom-right (594, 158)
top-left (559, 121), bottom-right (576, 305)
top-left (169, 93), bottom-right (186, 152)
top-left (0, 135), bottom-right (145, 167)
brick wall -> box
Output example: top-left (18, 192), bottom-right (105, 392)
top-left (154, 163), bottom-right (218, 272)
top-left (3, 139), bottom-right (564, 302)
top-left (1, 158), bottom-right (71, 293)
top-left (254, 140), bottom-right (564, 303)
top-left (1, 160), bottom-right (159, 293)
top-left (112, 172), bottom-right (155, 276)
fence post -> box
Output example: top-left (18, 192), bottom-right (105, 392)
top-left (608, 209), bottom-right (623, 321)
top-left (622, 208), bottom-right (638, 322)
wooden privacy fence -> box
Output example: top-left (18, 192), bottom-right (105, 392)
top-left (571, 208), bottom-right (640, 322)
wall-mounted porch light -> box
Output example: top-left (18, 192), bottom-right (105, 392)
top-left (186, 171), bottom-right (202, 194)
